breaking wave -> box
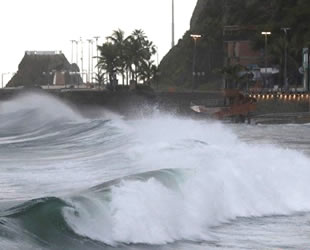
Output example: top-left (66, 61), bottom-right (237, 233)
top-left (1, 92), bottom-right (310, 248)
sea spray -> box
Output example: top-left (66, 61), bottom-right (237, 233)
top-left (63, 116), bottom-right (310, 245)
top-left (1, 93), bottom-right (310, 248)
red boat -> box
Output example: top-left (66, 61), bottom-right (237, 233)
top-left (190, 90), bottom-right (257, 122)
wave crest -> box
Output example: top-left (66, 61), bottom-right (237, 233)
top-left (0, 92), bottom-right (82, 134)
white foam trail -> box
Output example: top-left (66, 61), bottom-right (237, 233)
top-left (0, 92), bottom-right (82, 123)
top-left (63, 115), bottom-right (310, 245)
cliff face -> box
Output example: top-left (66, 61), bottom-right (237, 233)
top-left (158, 0), bottom-right (310, 90)
top-left (190, 0), bottom-right (208, 30)
top-left (158, 0), bottom-right (226, 90)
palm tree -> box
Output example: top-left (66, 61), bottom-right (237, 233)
top-left (218, 64), bottom-right (249, 89)
top-left (107, 29), bottom-right (128, 85)
top-left (97, 42), bottom-right (118, 85)
top-left (125, 29), bottom-right (157, 84)
top-left (138, 60), bottom-right (157, 84)
top-left (131, 29), bottom-right (147, 42)
top-left (97, 29), bottom-right (157, 89)
top-left (93, 68), bottom-right (106, 89)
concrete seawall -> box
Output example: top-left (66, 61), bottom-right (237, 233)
top-left (0, 89), bottom-right (223, 117)
top-left (255, 98), bottom-right (309, 115)
top-left (0, 88), bottom-right (309, 121)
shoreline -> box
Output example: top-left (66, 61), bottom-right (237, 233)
top-left (0, 88), bottom-right (309, 124)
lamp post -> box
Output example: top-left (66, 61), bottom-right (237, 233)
top-left (80, 37), bottom-right (84, 85)
top-left (70, 40), bottom-right (75, 63)
top-left (91, 40), bottom-right (94, 84)
top-left (74, 40), bottom-right (78, 65)
top-left (261, 31), bottom-right (271, 86)
top-left (171, 0), bottom-right (175, 48)
top-left (87, 39), bottom-right (93, 83)
top-left (93, 36), bottom-right (100, 85)
top-left (1, 73), bottom-right (6, 88)
top-left (1, 73), bottom-right (4, 88)
top-left (93, 36), bottom-right (100, 65)
top-left (43, 71), bottom-right (53, 89)
top-left (2, 73), bottom-right (8, 88)
top-left (190, 34), bottom-right (202, 90)
top-left (303, 48), bottom-right (310, 92)
top-left (281, 28), bottom-right (290, 90)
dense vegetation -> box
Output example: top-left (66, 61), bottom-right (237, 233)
top-left (96, 29), bottom-right (157, 88)
top-left (159, 0), bottom-right (310, 90)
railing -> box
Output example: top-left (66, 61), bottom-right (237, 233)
top-left (25, 51), bottom-right (62, 55)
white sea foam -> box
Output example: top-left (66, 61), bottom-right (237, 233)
top-left (0, 92), bottom-right (82, 124)
top-left (63, 115), bottom-right (310, 245)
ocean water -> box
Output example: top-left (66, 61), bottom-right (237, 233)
top-left (1, 93), bottom-right (310, 250)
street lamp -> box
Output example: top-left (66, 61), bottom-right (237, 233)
top-left (2, 73), bottom-right (6, 88)
top-left (190, 34), bottom-right (202, 90)
top-left (74, 40), bottom-right (78, 65)
top-left (87, 39), bottom-right (93, 83)
top-left (91, 40), bottom-right (94, 84)
top-left (171, 0), bottom-right (175, 48)
top-left (70, 40), bottom-right (75, 63)
top-left (80, 37), bottom-right (84, 85)
top-left (303, 48), bottom-right (310, 91)
top-left (281, 27), bottom-right (290, 90)
top-left (42, 71), bottom-right (54, 89)
top-left (93, 36), bottom-right (100, 64)
top-left (261, 31), bottom-right (271, 86)
top-left (70, 40), bottom-right (78, 64)
top-left (93, 36), bottom-right (100, 84)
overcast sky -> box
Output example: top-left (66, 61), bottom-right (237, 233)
top-left (0, 0), bottom-right (197, 86)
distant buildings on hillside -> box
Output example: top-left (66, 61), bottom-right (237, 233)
top-left (223, 25), bottom-right (308, 92)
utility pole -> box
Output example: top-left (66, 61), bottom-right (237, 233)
top-left (1, 73), bottom-right (5, 88)
top-left (70, 40), bottom-right (75, 63)
top-left (91, 40), bottom-right (94, 83)
top-left (80, 37), bottom-right (84, 85)
top-left (171, 0), bottom-right (175, 48)
top-left (93, 36), bottom-right (100, 64)
top-left (281, 27), bottom-right (290, 90)
top-left (93, 36), bottom-right (100, 84)
top-left (74, 40), bottom-right (78, 65)
top-left (261, 32), bottom-right (271, 87)
top-left (304, 48), bottom-right (310, 92)
top-left (87, 39), bottom-right (93, 83)
top-left (190, 34), bottom-right (202, 90)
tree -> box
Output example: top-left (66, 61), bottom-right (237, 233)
top-left (93, 68), bottom-right (106, 89)
top-left (97, 42), bottom-right (118, 85)
top-left (125, 29), bottom-right (157, 83)
top-left (139, 60), bottom-right (158, 85)
top-left (107, 29), bottom-right (128, 85)
top-left (217, 64), bottom-right (249, 89)
top-left (97, 29), bottom-right (157, 89)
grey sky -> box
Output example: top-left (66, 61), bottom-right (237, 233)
top-left (0, 0), bottom-right (197, 86)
